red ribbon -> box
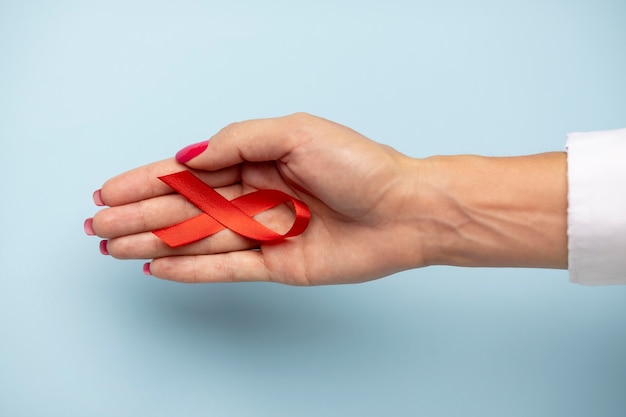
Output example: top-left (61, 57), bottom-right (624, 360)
top-left (152, 170), bottom-right (311, 248)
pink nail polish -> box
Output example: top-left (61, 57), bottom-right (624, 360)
top-left (143, 262), bottom-right (152, 276)
top-left (93, 189), bottom-right (105, 206)
top-left (84, 218), bottom-right (95, 236)
top-left (176, 140), bottom-right (209, 163)
top-left (99, 240), bottom-right (109, 255)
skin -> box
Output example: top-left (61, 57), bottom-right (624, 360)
top-left (89, 113), bottom-right (568, 285)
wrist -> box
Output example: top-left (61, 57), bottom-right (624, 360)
top-left (405, 153), bottom-right (568, 269)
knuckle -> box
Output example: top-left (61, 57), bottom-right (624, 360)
top-left (288, 111), bottom-right (313, 121)
top-left (284, 113), bottom-right (317, 145)
top-left (216, 121), bottom-right (242, 140)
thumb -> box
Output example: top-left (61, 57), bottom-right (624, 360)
top-left (175, 114), bottom-right (312, 171)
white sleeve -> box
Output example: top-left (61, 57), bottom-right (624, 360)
top-left (566, 128), bottom-right (626, 285)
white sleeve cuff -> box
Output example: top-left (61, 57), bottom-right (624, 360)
top-left (566, 128), bottom-right (626, 285)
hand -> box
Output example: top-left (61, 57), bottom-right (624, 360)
top-left (88, 113), bottom-right (427, 285)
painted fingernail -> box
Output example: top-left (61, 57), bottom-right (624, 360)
top-left (99, 240), bottom-right (109, 255)
top-left (84, 218), bottom-right (95, 236)
top-left (176, 140), bottom-right (209, 163)
top-left (93, 189), bottom-right (105, 206)
top-left (143, 262), bottom-right (152, 276)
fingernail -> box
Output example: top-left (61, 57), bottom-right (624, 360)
top-left (93, 189), bottom-right (105, 206)
top-left (143, 262), bottom-right (152, 276)
top-left (176, 140), bottom-right (209, 163)
top-left (99, 240), bottom-right (109, 255)
top-left (84, 218), bottom-right (95, 236)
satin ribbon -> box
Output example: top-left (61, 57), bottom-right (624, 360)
top-left (152, 170), bottom-right (311, 247)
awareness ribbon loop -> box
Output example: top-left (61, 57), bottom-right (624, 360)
top-left (152, 170), bottom-right (311, 248)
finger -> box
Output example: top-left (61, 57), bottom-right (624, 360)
top-left (180, 113), bottom-right (325, 171)
top-left (148, 251), bottom-right (272, 283)
top-left (99, 158), bottom-right (240, 207)
top-left (93, 184), bottom-right (244, 238)
top-left (93, 181), bottom-right (298, 240)
top-left (105, 228), bottom-right (255, 260)
top-left (93, 194), bottom-right (201, 239)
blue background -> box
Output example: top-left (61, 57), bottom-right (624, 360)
top-left (1, 0), bottom-right (625, 416)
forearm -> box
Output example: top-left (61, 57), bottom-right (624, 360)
top-left (413, 152), bottom-right (568, 269)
